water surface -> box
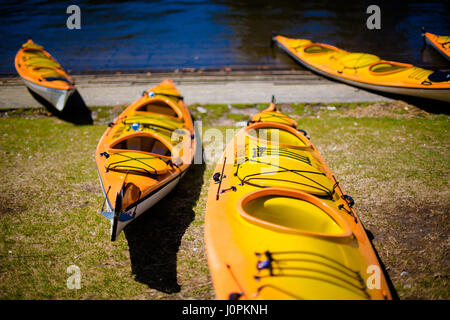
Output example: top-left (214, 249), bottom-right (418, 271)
top-left (1, 0), bottom-right (449, 74)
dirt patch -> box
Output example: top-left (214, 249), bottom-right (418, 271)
top-left (0, 108), bottom-right (52, 119)
top-left (361, 200), bottom-right (449, 299)
top-left (338, 101), bottom-right (434, 119)
top-left (229, 106), bottom-right (259, 115)
top-left (0, 194), bottom-right (28, 217)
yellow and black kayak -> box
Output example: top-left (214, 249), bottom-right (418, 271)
top-left (96, 80), bottom-right (196, 241)
top-left (204, 101), bottom-right (392, 300)
top-left (15, 39), bottom-right (75, 111)
top-left (422, 29), bottom-right (450, 61)
top-left (273, 35), bottom-right (450, 102)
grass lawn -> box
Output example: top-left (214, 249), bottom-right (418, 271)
top-left (0, 101), bottom-right (448, 299)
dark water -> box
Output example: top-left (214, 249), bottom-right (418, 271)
top-left (1, 0), bottom-right (449, 74)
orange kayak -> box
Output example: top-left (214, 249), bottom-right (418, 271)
top-left (204, 101), bottom-right (392, 300)
top-left (422, 29), bottom-right (450, 61)
top-left (273, 35), bottom-right (450, 102)
top-left (96, 80), bottom-right (196, 241)
top-left (15, 39), bottom-right (75, 111)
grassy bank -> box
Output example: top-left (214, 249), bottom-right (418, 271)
top-left (0, 101), bottom-right (448, 299)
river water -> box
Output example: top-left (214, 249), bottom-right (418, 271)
top-left (1, 0), bottom-right (449, 74)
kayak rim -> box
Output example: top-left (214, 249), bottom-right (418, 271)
top-left (244, 121), bottom-right (312, 150)
top-left (237, 188), bottom-right (353, 241)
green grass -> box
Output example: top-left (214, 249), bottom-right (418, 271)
top-left (226, 113), bottom-right (249, 122)
top-left (0, 101), bottom-right (449, 299)
top-left (256, 103), bottom-right (270, 111)
top-left (230, 103), bottom-right (254, 110)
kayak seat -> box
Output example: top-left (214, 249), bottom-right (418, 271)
top-left (244, 122), bottom-right (311, 149)
top-left (136, 100), bottom-right (179, 118)
top-left (112, 135), bottom-right (171, 157)
top-left (303, 44), bottom-right (336, 54)
top-left (246, 127), bottom-right (307, 147)
top-left (238, 189), bottom-right (352, 239)
top-left (243, 196), bottom-right (341, 234)
top-left (251, 112), bottom-right (295, 126)
top-left (151, 140), bottom-right (170, 155)
top-left (124, 113), bottom-right (183, 130)
top-left (369, 62), bottom-right (409, 75)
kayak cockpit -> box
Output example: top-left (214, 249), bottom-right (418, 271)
top-left (238, 189), bottom-right (352, 240)
top-left (246, 127), bottom-right (307, 147)
top-left (111, 134), bottom-right (172, 157)
top-left (134, 98), bottom-right (182, 119)
top-left (251, 111), bottom-right (297, 127)
top-left (369, 61), bottom-right (411, 75)
top-left (244, 122), bottom-right (311, 149)
top-left (303, 43), bottom-right (338, 55)
top-left (105, 133), bottom-right (174, 176)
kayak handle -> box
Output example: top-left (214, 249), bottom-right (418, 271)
top-left (342, 194), bottom-right (355, 208)
top-left (215, 157), bottom-right (227, 200)
top-left (298, 129), bottom-right (310, 139)
top-left (228, 292), bottom-right (243, 300)
top-left (213, 172), bottom-right (221, 184)
top-left (100, 151), bottom-right (110, 159)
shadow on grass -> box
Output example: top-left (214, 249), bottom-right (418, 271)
top-left (27, 88), bottom-right (93, 124)
top-left (317, 76), bottom-right (450, 115)
top-left (362, 90), bottom-right (449, 115)
top-left (123, 159), bottom-right (206, 294)
top-left (275, 45), bottom-right (449, 115)
top-left (311, 75), bottom-right (449, 115)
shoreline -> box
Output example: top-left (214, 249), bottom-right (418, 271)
top-left (0, 68), bottom-right (392, 109)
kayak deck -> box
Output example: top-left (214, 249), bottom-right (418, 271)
top-left (95, 80), bottom-right (196, 240)
top-left (204, 103), bottom-right (392, 300)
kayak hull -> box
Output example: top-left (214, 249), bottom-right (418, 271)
top-left (99, 168), bottom-right (185, 241)
top-left (22, 78), bottom-right (74, 111)
top-left (274, 35), bottom-right (450, 103)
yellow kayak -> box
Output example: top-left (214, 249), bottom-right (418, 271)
top-left (15, 39), bottom-right (75, 112)
top-left (422, 29), bottom-right (450, 61)
top-left (204, 102), bottom-right (392, 300)
top-left (273, 35), bottom-right (450, 102)
top-left (96, 80), bottom-right (196, 241)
